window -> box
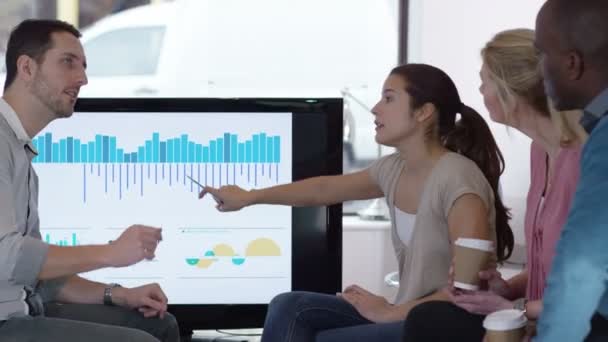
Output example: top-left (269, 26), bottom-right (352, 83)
top-left (0, 0), bottom-right (399, 214)
top-left (84, 27), bottom-right (165, 77)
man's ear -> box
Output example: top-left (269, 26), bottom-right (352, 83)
top-left (15, 55), bottom-right (37, 83)
top-left (566, 50), bottom-right (584, 81)
top-left (414, 102), bottom-right (436, 123)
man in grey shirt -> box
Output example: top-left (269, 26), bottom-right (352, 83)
top-left (0, 19), bottom-right (179, 341)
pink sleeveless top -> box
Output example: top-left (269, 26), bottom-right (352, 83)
top-left (524, 142), bottom-right (581, 300)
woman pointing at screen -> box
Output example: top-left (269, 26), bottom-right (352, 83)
top-left (199, 63), bottom-right (514, 342)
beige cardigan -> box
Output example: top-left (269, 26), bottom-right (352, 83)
top-left (368, 152), bottom-right (496, 304)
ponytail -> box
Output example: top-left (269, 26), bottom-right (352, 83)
top-left (443, 104), bottom-right (514, 262)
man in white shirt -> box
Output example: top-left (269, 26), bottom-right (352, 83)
top-left (0, 19), bottom-right (179, 342)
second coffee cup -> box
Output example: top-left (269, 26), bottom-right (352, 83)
top-left (453, 237), bottom-right (494, 290)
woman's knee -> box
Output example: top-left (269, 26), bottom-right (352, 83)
top-left (268, 291), bottom-right (309, 313)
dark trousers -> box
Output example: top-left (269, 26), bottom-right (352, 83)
top-left (402, 301), bottom-right (485, 342)
top-left (403, 300), bottom-right (608, 342)
top-left (0, 302), bottom-right (180, 342)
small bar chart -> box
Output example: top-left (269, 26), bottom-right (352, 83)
top-left (44, 232), bottom-right (80, 246)
top-left (32, 131), bottom-right (283, 202)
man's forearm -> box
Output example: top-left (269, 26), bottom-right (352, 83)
top-left (39, 245), bottom-right (112, 280)
top-left (55, 275), bottom-right (107, 304)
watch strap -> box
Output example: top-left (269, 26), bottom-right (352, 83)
top-left (103, 283), bottom-right (121, 306)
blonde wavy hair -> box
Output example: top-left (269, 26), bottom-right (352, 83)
top-left (482, 28), bottom-right (585, 146)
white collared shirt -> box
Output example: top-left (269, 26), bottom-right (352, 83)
top-left (0, 97), bottom-right (49, 320)
top-left (0, 98), bottom-right (36, 152)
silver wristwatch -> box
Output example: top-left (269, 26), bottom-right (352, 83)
top-left (103, 283), bottom-right (121, 306)
top-left (513, 297), bottom-right (528, 313)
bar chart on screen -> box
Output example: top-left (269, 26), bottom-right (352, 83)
top-left (32, 131), bottom-right (283, 203)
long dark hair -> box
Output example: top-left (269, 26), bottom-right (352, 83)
top-left (391, 64), bottom-right (514, 262)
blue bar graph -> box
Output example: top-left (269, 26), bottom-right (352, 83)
top-left (74, 139), bottom-right (81, 163)
top-left (246, 141), bottom-right (252, 162)
top-left (180, 134), bottom-right (188, 163)
top-left (231, 135), bottom-right (238, 163)
top-left (153, 133), bottom-right (160, 163)
top-left (117, 148), bottom-right (124, 163)
top-left (224, 133), bottom-right (231, 163)
top-left (52, 143), bottom-right (59, 163)
top-left (217, 138), bottom-right (224, 163)
top-left (253, 135), bottom-right (259, 162)
top-left (88, 142), bottom-right (94, 163)
top-left (145, 140), bottom-right (152, 163)
top-left (95, 135), bottom-right (102, 163)
top-left (32, 131), bottom-right (283, 201)
top-left (210, 141), bottom-right (217, 163)
top-left (103, 136), bottom-right (109, 163)
top-left (195, 144), bottom-right (202, 163)
top-left (45, 133), bottom-right (52, 162)
top-left (203, 147), bottom-right (210, 162)
top-left (260, 133), bottom-right (267, 163)
top-left (45, 233), bottom-right (79, 246)
top-left (39, 136), bottom-right (46, 163)
top-left (274, 136), bottom-right (280, 162)
top-left (238, 143), bottom-right (245, 163)
top-left (167, 140), bottom-right (174, 163)
top-left (109, 137), bottom-right (117, 163)
top-left (59, 139), bottom-right (66, 163)
top-left (160, 142), bottom-right (167, 163)
top-left (66, 137), bottom-right (74, 162)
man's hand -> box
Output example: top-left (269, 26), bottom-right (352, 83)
top-left (106, 225), bottom-right (162, 267)
top-left (113, 283), bottom-right (168, 318)
top-left (339, 285), bottom-right (398, 323)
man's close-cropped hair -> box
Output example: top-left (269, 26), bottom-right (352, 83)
top-left (3, 19), bottom-right (81, 91)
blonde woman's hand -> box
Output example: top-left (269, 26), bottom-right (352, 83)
top-left (478, 268), bottom-right (512, 298)
top-left (451, 290), bottom-right (513, 315)
top-left (199, 185), bottom-right (254, 212)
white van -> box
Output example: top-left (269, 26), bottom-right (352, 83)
top-left (1, 0), bottom-right (398, 163)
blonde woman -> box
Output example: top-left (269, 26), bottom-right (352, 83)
top-left (402, 28), bottom-right (584, 341)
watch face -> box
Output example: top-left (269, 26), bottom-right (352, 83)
top-left (103, 286), bottom-right (114, 305)
top-left (515, 298), bottom-right (527, 312)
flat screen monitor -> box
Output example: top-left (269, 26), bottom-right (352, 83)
top-left (30, 98), bottom-right (343, 331)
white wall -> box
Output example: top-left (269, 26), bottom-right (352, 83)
top-left (408, 0), bottom-right (546, 259)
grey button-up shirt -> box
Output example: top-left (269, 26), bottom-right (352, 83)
top-left (0, 98), bottom-right (49, 320)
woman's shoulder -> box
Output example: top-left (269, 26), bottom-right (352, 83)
top-left (368, 152), bottom-right (404, 175)
top-left (432, 152), bottom-right (492, 194)
top-left (437, 152), bottom-right (485, 176)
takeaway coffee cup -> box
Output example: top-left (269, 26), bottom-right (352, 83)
top-left (483, 309), bottom-right (527, 342)
top-left (453, 238), bottom-right (493, 290)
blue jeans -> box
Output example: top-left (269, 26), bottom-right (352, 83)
top-left (261, 291), bottom-right (403, 342)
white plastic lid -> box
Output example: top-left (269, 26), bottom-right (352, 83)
top-left (455, 238), bottom-right (494, 252)
top-left (483, 309), bottom-right (527, 331)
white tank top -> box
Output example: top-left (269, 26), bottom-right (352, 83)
top-left (394, 206), bottom-right (416, 246)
